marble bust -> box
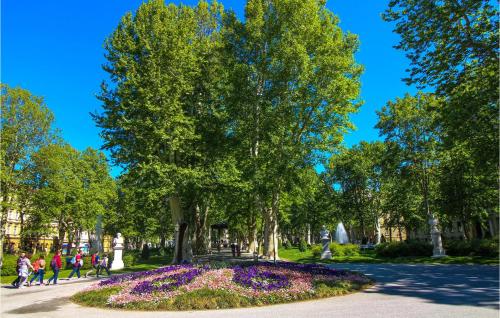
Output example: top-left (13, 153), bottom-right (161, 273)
top-left (113, 232), bottom-right (124, 249)
top-left (320, 226), bottom-right (330, 240)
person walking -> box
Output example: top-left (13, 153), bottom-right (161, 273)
top-left (97, 254), bottom-right (111, 277)
top-left (17, 253), bottom-right (34, 288)
top-left (85, 251), bottom-right (100, 278)
top-left (47, 250), bottom-right (62, 285)
top-left (29, 255), bottom-right (46, 286)
top-left (11, 254), bottom-right (22, 287)
top-left (68, 250), bottom-right (83, 280)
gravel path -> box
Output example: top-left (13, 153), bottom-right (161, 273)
top-left (1, 263), bottom-right (498, 318)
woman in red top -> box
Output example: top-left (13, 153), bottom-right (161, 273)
top-left (46, 250), bottom-right (62, 285)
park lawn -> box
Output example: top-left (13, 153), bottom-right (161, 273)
top-left (279, 247), bottom-right (499, 265)
top-left (1, 255), bottom-right (172, 284)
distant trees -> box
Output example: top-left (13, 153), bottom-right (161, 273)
top-left (0, 84), bottom-right (116, 265)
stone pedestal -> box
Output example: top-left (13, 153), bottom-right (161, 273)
top-left (321, 238), bottom-right (332, 260)
top-left (111, 247), bottom-right (124, 270)
top-left (429, 217), bottom-right (446, 258)
top-left (110, 233), bottom-right (125, 270)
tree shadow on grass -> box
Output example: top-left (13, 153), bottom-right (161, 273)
top-left (330, 263), bottom-right (499, 310)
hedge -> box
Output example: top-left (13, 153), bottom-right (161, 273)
top-left (375, 241), bottom-right (432, 257)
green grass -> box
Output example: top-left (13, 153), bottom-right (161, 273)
top-left (72, 286), bottom-right (123, 307)
top-left (279, 247), bottom-right (499, 265)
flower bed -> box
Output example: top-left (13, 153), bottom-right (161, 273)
top-left (72, 262), bottom-right (372, 310)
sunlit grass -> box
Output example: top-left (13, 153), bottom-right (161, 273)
top-left (279, 247), bottom-right (499, 265)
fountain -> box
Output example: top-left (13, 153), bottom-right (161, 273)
top-left (335, 222), bottom-right (349, 244)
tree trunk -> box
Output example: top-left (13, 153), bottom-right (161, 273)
top-left (375, 217), bottom-right (381, 244)
top-left (170, 196), bottom-right (192, 264)
top-left (263, 191), bottom-right (279, 260)
top-left (247, 211), bottom-right (257, 253)
top-left (193, 204), bottom-right (210, 255)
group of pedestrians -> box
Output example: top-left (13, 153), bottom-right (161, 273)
top-left (11, 250), bottom-right (111, 289)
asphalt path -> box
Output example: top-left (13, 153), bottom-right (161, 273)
top-left (1, 263), bottom-right (498, 318)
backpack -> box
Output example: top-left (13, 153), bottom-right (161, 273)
top-left (91, 254), bottom-right (96, 265)
top-left (33, 260), bottom-right (40, 272)
top-left (70, 256), bottom-right (76, 265)
top-left (50, 258), bottom-right (57, 268)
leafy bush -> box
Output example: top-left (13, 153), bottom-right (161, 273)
top-left (375, 241), bottom-right (432, 257)
top-left (445, 238), bottom-right (499, 257)
top-left (1, 254), bottom-right (20, 276)
top-left (328, 243), bottom-right (359, 256)
top-left (298, 239), bottom-right (308, 252)
top-left (123, 254), bottom-right (138, 267)
top-left (342, 244), bottom-right (360, 256)
top-left (283, 240), bottom-right (292, 249)
top-left (311, 245), bottom-right (322, 258)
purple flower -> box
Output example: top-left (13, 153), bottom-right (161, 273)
top-left (131, 268), bottom-right (203, 295)
top-left (98, 264), bottom-right (194, 287)
top-left (233, 266), bottom-right (290, 291)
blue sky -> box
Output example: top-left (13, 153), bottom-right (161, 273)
top-left (2, 1), bottom-right (417, 176)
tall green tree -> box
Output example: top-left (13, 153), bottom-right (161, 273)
top-left (0, 84), bottom-right (55, 267)
top-left (383, 0), bottom-right (499, 237)
top-left (94, 0), bottom-right (234, 263)
top-left (29, 144), bottom-right (115, 253)
top-left (376, 93), bottom-right (444, 249)
top-left (226, 0), bottom-right (362, 258)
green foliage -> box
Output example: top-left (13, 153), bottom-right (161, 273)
top-left (123, 253), bottom-right (139, 267)
top-left (282, 240), bottom-right (291, 250)
top-left (311, 245), bottom-right (322, 258)
top-left (383, 0), bottom-right (498, 92)
top-left (298, 239), bottom-right (308, 252)
top-left (375, 241), bottom-right (433, 258)
top-left (444, 238), bottom-right (499, 257)
top-left (329, 243), bottom-right (360, 257)
top-left (383, 0), bottom-right (499, 239)
top-left (0, 84), bottom-right (56, 264)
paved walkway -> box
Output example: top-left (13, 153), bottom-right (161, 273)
top-left (1, 263), bottom-right (498, 318)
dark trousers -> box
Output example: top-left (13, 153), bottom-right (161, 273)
top-left (30, 269), bottom-right (45, 284)
top-left (97, 265), bottom-right (110, 277)
top-left (47, 268), bottom-right (60, 284)
top-left (11, 276), bottom-right (20, 287)
top-left (68, 266), bottom-right (81, 278)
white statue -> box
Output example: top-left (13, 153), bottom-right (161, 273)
top-left (110, 232), bottom-right (125, 270)
top-left (320, 226), bottom-right (330, 240)
top-left (112, 232), bottom-right (124, 249)
top-left (320, 225), bottom-right (332, 260)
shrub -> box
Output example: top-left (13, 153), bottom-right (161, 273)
top-left (342, 244), bottom-right (360, 256)
top-left (311, 244), bottom-right (322, 258)
top-left (327, 243), bottom-right (360, 257)
top-left (329, 243), bottom-right (344, 256)
top-left (444, 240), bottom-right (472, 256)
top-left (375, 241), bottom-right (432, 257)
top-left (298, 239), bottom-right (308, 252)
top-left (444, 239), bottom-right (499, 257)
top-left (123, 254), bottom-right (138, 267)
top-left (283, 240), bottom-right (292, 249)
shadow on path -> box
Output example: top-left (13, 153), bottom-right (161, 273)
top-left (331, 263), bottom-right (499, 309)
top-left (6, 297), bottom-right (70, 314)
